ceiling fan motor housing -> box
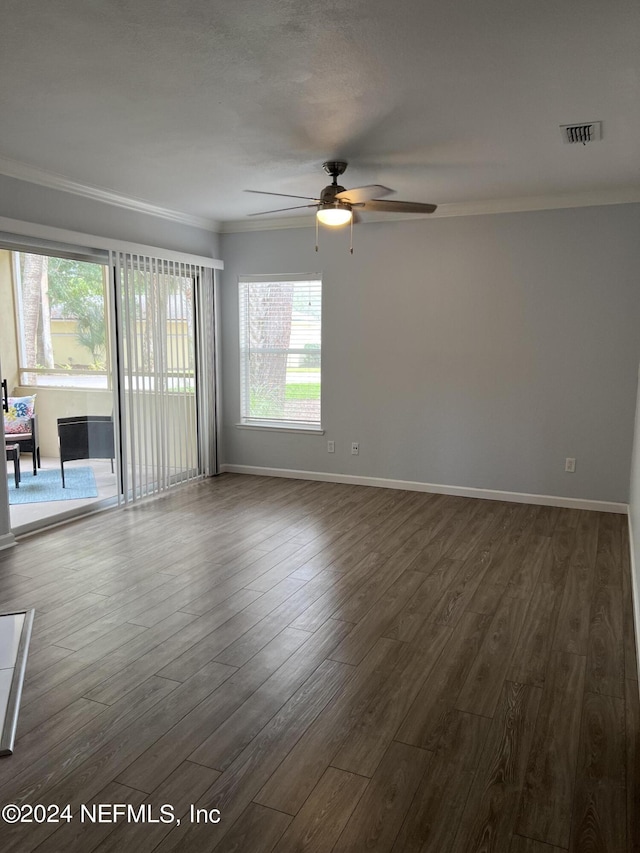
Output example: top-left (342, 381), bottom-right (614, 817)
top-left (320, 184), bottom-right (346, 203)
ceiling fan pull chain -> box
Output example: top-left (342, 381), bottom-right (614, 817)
top-left (350, 217), bottom-right (354, 255)
top-left (315, 215), bottom-right (319, 252)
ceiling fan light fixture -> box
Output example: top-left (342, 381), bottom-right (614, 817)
top-left (316, 202), bottom-right (352, 226)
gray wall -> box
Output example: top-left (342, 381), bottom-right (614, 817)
top-left (220, 204), bottom-right (640, 504)
top-left (0, 174), bottom-right (220, 257)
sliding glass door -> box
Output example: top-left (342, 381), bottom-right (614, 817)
top-left (1, 238), bottom-right (218, 532)
top-left (1, 248), bottom-right (119, 532)
top-left (111, 252), bottom-right (217, 503)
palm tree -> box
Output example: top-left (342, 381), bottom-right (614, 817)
top-left (249, 281), bottom-right (295, 417)
top-left (21, 254), bottom-right (54, 374)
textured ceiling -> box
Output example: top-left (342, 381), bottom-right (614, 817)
top-left (0, 0), bottom-right (638, 227)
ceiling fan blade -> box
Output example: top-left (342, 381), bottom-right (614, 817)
top-left (335, 185), bottom-right (393, 203)
top-left (248, 204), bottom-right (319, 216)
top-left (360, 199), bottom-right (437, 214)
top-left (245, 189), bottom-right (320, 201)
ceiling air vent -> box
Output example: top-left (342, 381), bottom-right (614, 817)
top-left (560, 121), bottom-right (602, 144)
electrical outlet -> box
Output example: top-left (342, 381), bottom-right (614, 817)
top-left (327, 440), bottom-right (335, 453)
top-left (351, 442), bottom-right (359, 455)
top-left (565, 457), bottom-right (576, 473)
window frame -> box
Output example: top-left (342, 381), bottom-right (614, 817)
top-left (238, 273), bottom-right (323, 432)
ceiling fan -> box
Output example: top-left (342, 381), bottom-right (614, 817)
top-left (245, 161), bottom-right (437, 227)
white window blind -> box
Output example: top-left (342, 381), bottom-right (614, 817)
top-left (112, 252), bottom-right (218, 502)
top-left (239, 275), bottom-right (321, 428)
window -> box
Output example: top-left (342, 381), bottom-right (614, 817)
top-left (239, 275), bottom-right (321, 429)
top-left (12, 251), bottom-right (110, 389)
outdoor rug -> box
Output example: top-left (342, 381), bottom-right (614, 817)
top-left (7, 467), bottom-right (98, 505)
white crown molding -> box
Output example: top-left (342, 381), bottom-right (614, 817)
top-left (2, 152), bottom-right (637, 236)
top-left (0, 154), bottom-right (221, 233)
top-left (220, 464), bottom-right (628, 514)
top-left (220, 186), bottom-right (640, 233)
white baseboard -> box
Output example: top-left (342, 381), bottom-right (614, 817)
top-left (627, 515), bottom-right (640, 683)
top-left (219, 464), bottom-right (628, 514)
top-left (0, 533), bottom-right (16, 551)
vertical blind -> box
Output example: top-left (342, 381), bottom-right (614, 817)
top-left (239, 276), bottom-right (322, 427)
top-left (111, 252), bottom-right (217, 502)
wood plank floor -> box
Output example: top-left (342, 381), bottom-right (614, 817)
top-left (0, 473), bottom-right (638, 852)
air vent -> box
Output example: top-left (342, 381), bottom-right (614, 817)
top-left (560, 121), bottom-right (602, 144)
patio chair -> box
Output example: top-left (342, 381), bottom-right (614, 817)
top-left (57, 415), bottom-right (115, 487)
top-left (3, 393), bottom-right (41, 476)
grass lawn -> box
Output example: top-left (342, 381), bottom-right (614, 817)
top-left (285, 383), bottom-right (321, 400)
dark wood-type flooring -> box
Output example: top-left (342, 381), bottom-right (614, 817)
top-left (0, 474), bottom-right (638, 852)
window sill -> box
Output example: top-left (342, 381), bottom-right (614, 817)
top-left (19, 384), bottom-right (111, 392)
top-left (236, 422), bottom-right (324, 436)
